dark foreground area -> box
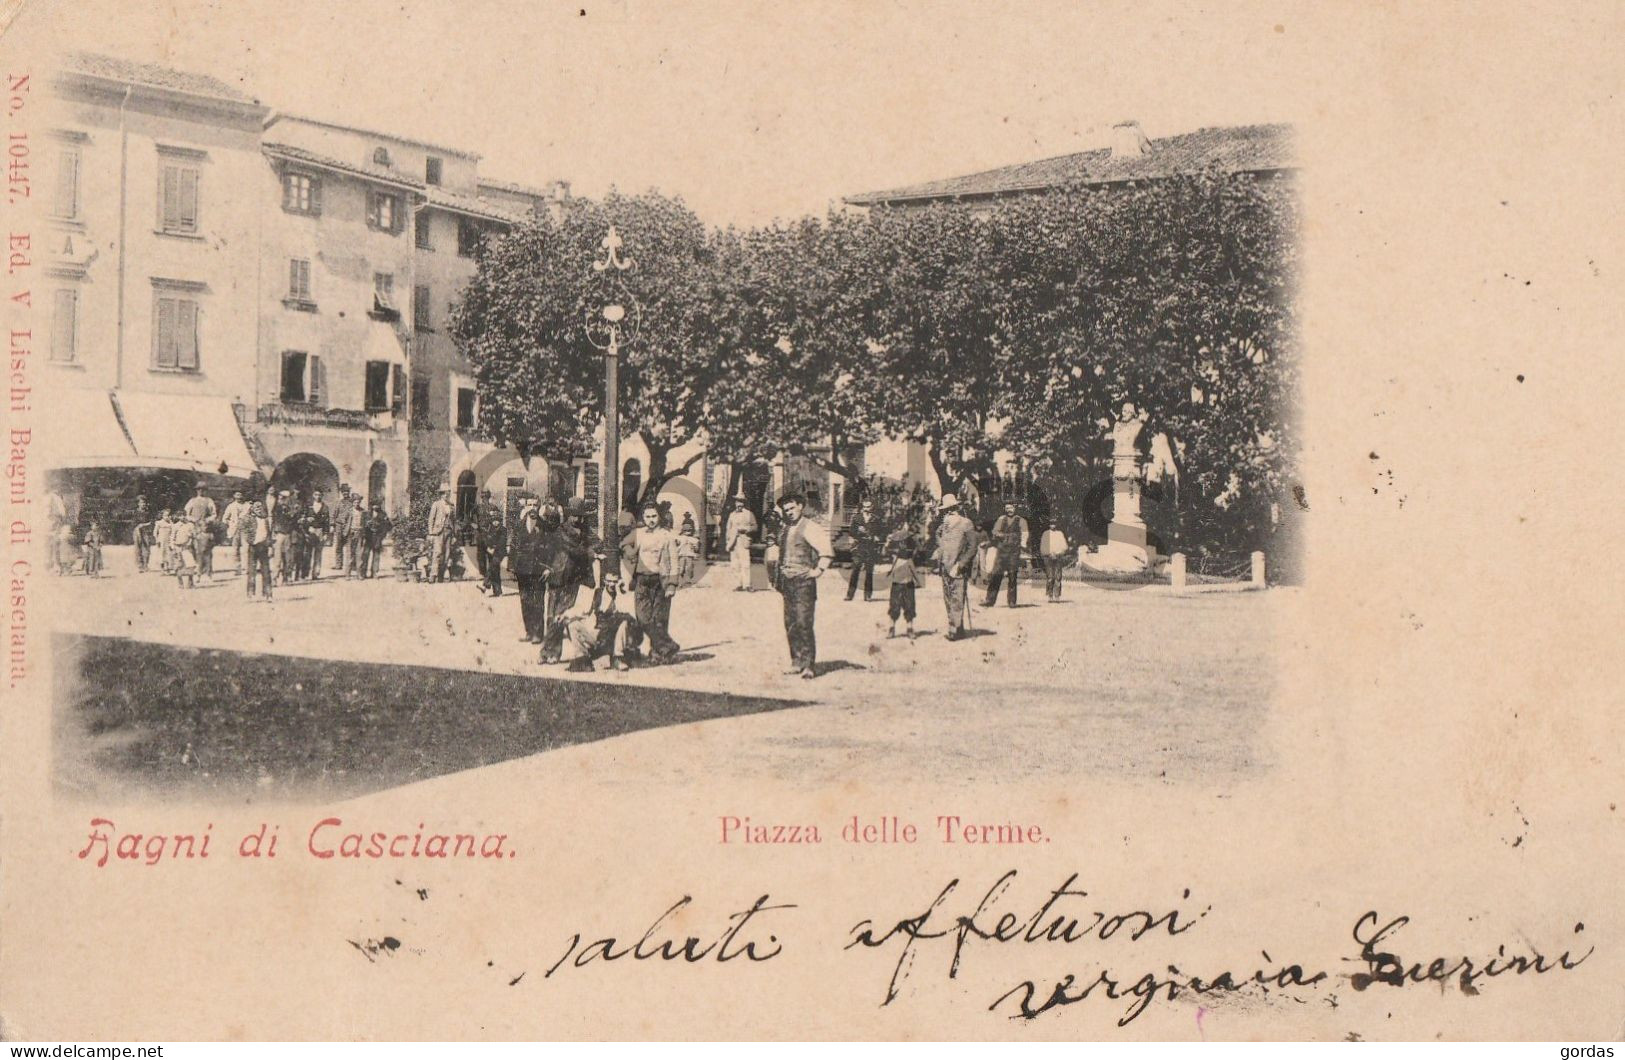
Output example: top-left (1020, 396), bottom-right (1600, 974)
top-left (53, 633), bottom-right (807, 802)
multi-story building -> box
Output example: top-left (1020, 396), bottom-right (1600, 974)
top-left (44, 53), bottom-right (268, 527)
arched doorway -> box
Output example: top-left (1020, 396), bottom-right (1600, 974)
top-left (271, 453), bottom-right (340, 503)
top-left (455, 470), bottom-right (477, 524)
top-left (367, 460), bottom-right (389, 510)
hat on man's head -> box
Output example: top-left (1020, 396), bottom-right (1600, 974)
top-left (939, 493), bottom-right (961, 510)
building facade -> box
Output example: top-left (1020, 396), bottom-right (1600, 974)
top-left (43, 53), bottom-right (269, 528)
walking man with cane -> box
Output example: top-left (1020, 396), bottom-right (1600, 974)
top-left (932, 494), bottom-right (978, 641)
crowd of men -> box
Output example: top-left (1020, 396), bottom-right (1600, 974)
top-left (73, 472), bottom-right (1075, 678)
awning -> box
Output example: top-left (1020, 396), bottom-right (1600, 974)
top-left (364, 320), bottom-right (408, 366)
top-left (49, 388), bottom-right (139, 469)
top-left (113, 391), bottom-right (260, 478)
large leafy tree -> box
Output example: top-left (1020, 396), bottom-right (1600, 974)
top-left (451, 190), bottom-right (737, 507)
top-left (999, 173), bottom-right (1300, 547)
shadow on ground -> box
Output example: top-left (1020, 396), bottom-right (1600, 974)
top-left (53, 633), bottom-right (810, 803)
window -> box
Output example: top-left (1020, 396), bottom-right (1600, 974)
top-left (52, 147), bottom-right (80, 221)
top-left (50, 289), bottom-right (77, 363)
top-left (391, 365), bottom-right (406, 416)
top-left (279, 351), bottom-right (323, 405)
top-left (411, 375), bottom-right (431, 428)
top-left (158, 160), bottom-right (200, 235)
top-left (367, 191), bottom-right (399, 233)
top-left (621, 458), bottom-right (642, 512)
top-left (413, 284), bottom-right (432, 331)
top-left (425, 156), bottom-right (442, 185)
top-left (414, 211), bottom-right (432, 250)
top-left (364, 360), bottom-right (392, 412)
top-left (457, 218), bottom-right (483, 257)
top-left (456, 387), bottom-right (477, 429)
top-left (372, 147), bottom-right (392, 167)
top-left (372, 272), bottom-right (397, 318)
top-left (153, 294), bottom-right (200, 371)
top-left (281, 171), bottom-right (321, 215)
top-left (286, 258), bottom-right (314, 308)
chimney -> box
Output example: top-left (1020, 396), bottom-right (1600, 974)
top-left (1111, 120), bottom-right (1151, 159)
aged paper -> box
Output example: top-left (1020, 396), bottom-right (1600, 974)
top-left (2, 0), bottom-right (1622, 1042)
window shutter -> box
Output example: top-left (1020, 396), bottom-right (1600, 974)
top-left (177, 300), bottom-right (199, 370)
top-left (52, 289), bottom-right (76, 361)
top-left (310, 176), bottom-right (322, 215)
top-left (160, 167), bottom-right (179, 230)
top-left (288, 259), bottom-right (300, 297)
top-left (178, 168), bottom-right (199, 231)
top-left (154, 298), bottom-right (176, 368)
top-left (55, 150), bottom-right (78, 219)
top-left (391, 365), bottom-right (406, 415)
top-left (309, 354), bottom-right (325, 407)
top-left (366, 193), bottom-right (378, 229)
top-left (414, 284), bottom-right (430, 328)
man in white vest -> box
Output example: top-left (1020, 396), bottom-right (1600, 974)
top-left (773, 493), bottom-right (833, 679)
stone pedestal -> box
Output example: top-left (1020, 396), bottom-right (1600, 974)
top-left (1080, 409), bottom-right (1156, 574)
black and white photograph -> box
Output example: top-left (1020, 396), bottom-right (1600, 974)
top-left (3, 0), bottom-right (1620, 1044)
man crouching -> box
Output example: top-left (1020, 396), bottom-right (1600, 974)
top-left (563, 569), bottom-right (642, 672)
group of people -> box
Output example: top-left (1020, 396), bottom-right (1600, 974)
top-left (494, 492), bottom-right (691, 674)
top-left (124, 483), bottom-right (393, 599)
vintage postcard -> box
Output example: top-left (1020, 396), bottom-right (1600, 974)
top-left (1, 0), bottom-right (1621, 1042)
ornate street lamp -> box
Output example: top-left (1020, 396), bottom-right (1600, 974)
top-left (585, 225), bottom-right (640, 557)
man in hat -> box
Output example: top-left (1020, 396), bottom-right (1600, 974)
top-left (331, 484), bottom-right (355, 572)
top-left (773, 493), bottom-right (833, 679)
top-left (983, 499), bottom-right (1031, 608)
top-left (724, 494), bottom-right (758, 592)
top-left (272, 489), bottom-right (298, 584)
top-left (304, 489), bottom-right (331, 579)
top-left (619, 502), bottom-right (681, 662)
top-left (474, 489), bottom-right (507, 596)
top-left (508, 497), bottom-right (550, 642)
top-left (184, 484), bottom-right (218, 578)
top-left (844, 497), bottom-right (885, 602)
top-left (220, 490), bottom-right (250, 573)
top-left (426, 482), bottom-right (455, 583)
top-left (931, 494), bottom-right (979, 641)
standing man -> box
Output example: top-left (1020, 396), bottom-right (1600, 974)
top-left (364, 501), bottom-right (391, 578)
top-left (725, 495), bottom-right (758, 592)
top-left (305, 489), bottom-right (331, 578)
top-left (426, 483), bottom-right (455, 583)
top-left (536, 506), bottom-right (582, 665)
top-left (844, 497), bottom-right (884, 602)
top-left (983, 499), bottom-right (1031, 608)
top-left (931, 494), bottom-right (979, 642)
top-left (221, 490), bottom-right (250, 573)
top-left (344, 496), bottom-right (370, 578)
top-left (773, 494), bottom-right (833, 679)
top-left (474, 490), bottom-right (506, 596)
top-left (1039, 517), bottom-right (1071, 602)
top-left (508, 498), bottom-right (549, 643)
top-left (131, 497), bottom-right (154, 573)
top-left (619, 502), bottom-right (681, 663)
top-left (272, 489), bottom-right (298, 584)
top-left (244, 500), bottom-right (273, 601)
top-left (184, 484), bottom-right (218, 578)
top-left (331, 484), bottom-right (355, 573)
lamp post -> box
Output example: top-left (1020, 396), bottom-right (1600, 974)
top-left (586, 225), bottom-right (639, 559)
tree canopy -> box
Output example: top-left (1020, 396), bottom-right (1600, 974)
top-left (451, 172), bottom-right (1300, 550)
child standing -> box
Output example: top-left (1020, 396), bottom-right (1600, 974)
top-left (82, 521), bottom-right (105, 576)
top-left (155, 511), bottom-right (176, 574)
top-left (171, 516), bottom-right (198, 588)
top-left (884, 527), bottom-right (921, 639)
top-left (676, 515), bottom-right (701, 585)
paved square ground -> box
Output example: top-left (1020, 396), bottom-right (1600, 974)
top-left (50, 548), bottom-right (1286, 796)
